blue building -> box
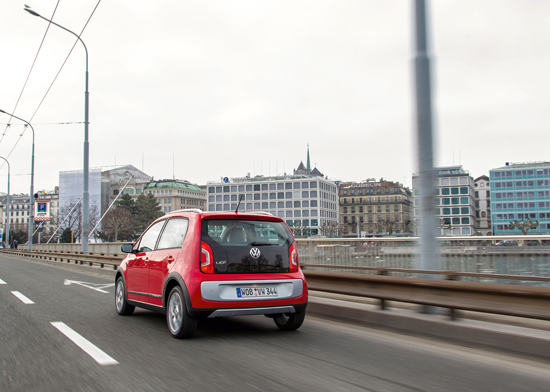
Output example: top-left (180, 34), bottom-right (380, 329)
top-left (489, 162), bottom-right (550, 234)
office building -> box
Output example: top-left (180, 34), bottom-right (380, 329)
top-left (489, 162), bottom-right (550, 234)
top-left (206, 148), bottom-right (338, 236)
top-left (413, 165), bottom-right (477, 236)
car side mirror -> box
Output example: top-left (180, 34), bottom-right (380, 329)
top-left (121, 243), bottom-right (135, 253)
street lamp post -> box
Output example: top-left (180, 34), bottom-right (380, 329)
top-left (0, 156), bottom-right (10, 248)
top-left (25, 6), bottom-right (90, 253)
top-left (0, 109), bottom-right (34, 250)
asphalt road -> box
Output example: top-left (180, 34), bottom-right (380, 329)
top-left (2, 254), bottom-right (550, 392)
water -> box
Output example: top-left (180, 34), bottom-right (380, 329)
top-left (297, 240), bottom-right (550, 286)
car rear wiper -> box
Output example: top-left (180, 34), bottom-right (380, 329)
top-left (251, 241), bottom-right (276, 246)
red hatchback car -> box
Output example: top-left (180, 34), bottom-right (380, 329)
top-left (115, 210), bottom-right (308, 338)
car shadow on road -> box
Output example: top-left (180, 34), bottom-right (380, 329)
top-left (127, 309), bottom-right (296, 339)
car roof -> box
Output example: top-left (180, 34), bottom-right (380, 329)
top-left (166, 209), bottom-right (284, 222)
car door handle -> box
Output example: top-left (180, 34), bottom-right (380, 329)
top-left (166, 255), bottom-right (175, 263)
top-left (144, 257), bottom-right (149, 264)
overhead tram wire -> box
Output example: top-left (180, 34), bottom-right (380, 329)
top-left (0, 1), bottom-right (102, 168)
top-left (0, 1), bottom-right (61, 147)
top-left (1, 122), bottom-right (84, 126)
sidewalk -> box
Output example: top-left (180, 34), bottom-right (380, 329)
top-left (308, 290), bottom-right (550, 362)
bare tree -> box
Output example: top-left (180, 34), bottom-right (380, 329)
top-left (400, 219), bottom-right (416, 234)
top-left (87, 202), bottom-right (101, 242)
top-left (58, 202), bottom-right (82, 242)
top-left (289, 220), bottom-right (305, 237)
top-left (327, 222), bottom-right (340, 237)
top-left (102, 208), bottom-right (136, 242)
top-left (508, 218), bottom-right (539, 235)
top-left (375, 218), bottom-right (400, 236)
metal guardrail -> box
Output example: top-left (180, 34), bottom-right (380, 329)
top-left (1, 249), bottom-right (123, 270)
top-left (302, 263), bottom-right (550, 283)
top-left (4, 248), bottom-right (550, 322)
top-left (304, 269), bottom-right (550, 321)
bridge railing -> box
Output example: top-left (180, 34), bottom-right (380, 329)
top-left (296, 235), bottom-right (550, 285)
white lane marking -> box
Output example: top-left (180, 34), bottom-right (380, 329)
top-left (50, 322), bottom-right (118, 366)
top-left (63, 279), bottom-right (114, 293)
top-left (11, 291), bottom-right (34, 304)
top-left (0, 278), bottom-right (6, 284)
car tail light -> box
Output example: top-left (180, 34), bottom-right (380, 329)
top-left (201, 242), bottom-right (214, 273)
top-left (289, 241), bottom-right (299, 272)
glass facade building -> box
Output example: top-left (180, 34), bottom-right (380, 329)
top-left (489, 162), bottom-right (550, 234)
top-left (206, 175), bottom-right (339, 236)
top-left (413, 166), bottom-right (477, 236)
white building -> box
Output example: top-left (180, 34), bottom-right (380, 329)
top-left (0, 193), bottom-right (31, 233)
top-left (474, 175), bottom-right (491, 235)
top-left (206, 173), bottom-right (339, 236)
top-left (413, 165), bottom-right (477, 236)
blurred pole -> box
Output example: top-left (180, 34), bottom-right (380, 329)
top-left (413, 0), bottom-right (441, 313)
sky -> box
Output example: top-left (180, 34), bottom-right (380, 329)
top-left (1, 0), bottom-right (549, 195)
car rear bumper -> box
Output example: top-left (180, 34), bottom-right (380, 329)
top-left (200, 279), bottom-right (304, 302)
top-left (190, 302), bottom-right (308, 319)
top-left (207, 305), bottom-right (296, 318)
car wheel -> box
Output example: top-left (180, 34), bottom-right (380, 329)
top-left (274, 309), bottom-right (306, 331)
top-left (115, 277), bottom-right (134, 316)
top-left (166, 286), bottom-right (197, 339)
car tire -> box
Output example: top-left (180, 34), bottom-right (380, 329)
top-left (115, 277), bottom-right (135, 316)
top-left (274, 309), bottom-right (306, 331)
top-left (166, 286), bottom-right (197, 339)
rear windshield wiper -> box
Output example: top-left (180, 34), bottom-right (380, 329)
top-left (251, 241), bottom-right (277, 246)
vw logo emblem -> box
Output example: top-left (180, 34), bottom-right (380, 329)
top-left (250, 247), bottom-right (261, 259)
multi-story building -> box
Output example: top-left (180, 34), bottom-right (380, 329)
top-left (206, 156), bottom-right (338, 237)
top-left (339, 179), bottom-right (413, 236)
top-left (206, 148), bottom-right (338, 236)
top-left (144, 179), bottom-right (206, 213)
top-left (489, 162), bottom-right (550, 234)
top-left (413, 165), bottom-right (477, 236)
top-left (0, 188), bottom-right (59, 243)
top-left (474, 175), bottom-right (491, 235)
top-left (59, 165), bottom-right (152, 235)
top-left (102, 165), bottom-right (153, 207)
top-left (0, 193), bottom-right (31, 232)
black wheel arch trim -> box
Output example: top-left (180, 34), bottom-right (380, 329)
top-left (115, 267), bottom-right (126, 284)
top-left (163, 272), bottom-right (194, 317)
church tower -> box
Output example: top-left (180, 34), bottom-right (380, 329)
top-left (306, 143), bottom-right (311, 174)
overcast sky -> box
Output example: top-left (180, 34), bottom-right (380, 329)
top-left (1, 1), bottom-right (549, 195)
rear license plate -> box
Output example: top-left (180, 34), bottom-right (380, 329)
top-left (236, 287), bottom-right (278, 298)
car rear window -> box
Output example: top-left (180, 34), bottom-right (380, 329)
top-left (201, 219), bottom-right (293, 273)
top-left (204, 219), bottom-right (291, 246)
